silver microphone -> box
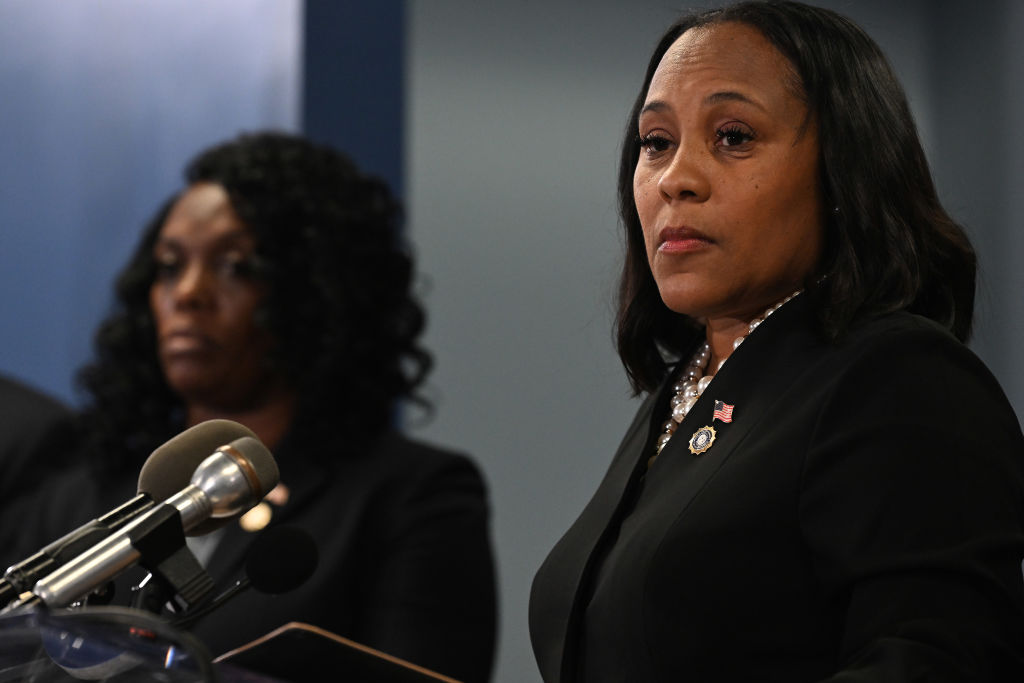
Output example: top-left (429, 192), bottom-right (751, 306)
top-left (12, 436), bottom-right (278, 610)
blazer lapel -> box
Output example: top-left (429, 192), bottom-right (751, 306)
top-left (645, 293), bottom-right (820, 505)
top-left (531, 385), bottom-right (670, 682)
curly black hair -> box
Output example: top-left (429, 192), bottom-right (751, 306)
top-left (616, 1), bottom-right (976, 394)
top-left (77, 132), bottom-right (431, 471)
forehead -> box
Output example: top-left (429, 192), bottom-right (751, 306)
top-left (158, 183), bottom-right (249, 243)
top-left (647, 21), bottom-right (803, 107)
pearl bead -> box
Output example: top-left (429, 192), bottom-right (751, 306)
top-left (732, 336), bottom-right (745, 350)
top-left (656, 433), bottom-right (673, 450)
top-left (697, 375), bottom-right (713, 393)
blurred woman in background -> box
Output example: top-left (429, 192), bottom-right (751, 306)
top-left (8, 132), bottom-right (496, 683)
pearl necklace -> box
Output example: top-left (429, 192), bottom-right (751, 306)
top-left (652, 290), bottom-right (802, 459)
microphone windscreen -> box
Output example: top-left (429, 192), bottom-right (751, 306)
top-left (137, 420), bottom-right (256, 500)
top-left (245, 526), bottom-right (318, 595)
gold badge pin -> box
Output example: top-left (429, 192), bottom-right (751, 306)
top-left (238, 482), bottom-right (291, 532)
top-left (688, 425), bottom-right (717, 455)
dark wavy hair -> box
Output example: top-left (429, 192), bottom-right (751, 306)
top-left (77, 132), bottom-right (431, 470)
top-left (616, 0), bottom-right (976, 394)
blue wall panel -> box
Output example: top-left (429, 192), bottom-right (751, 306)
top-left (0, 1), bottom-right (302, 403)
top-left (303, 1), bottom-right (405, 196)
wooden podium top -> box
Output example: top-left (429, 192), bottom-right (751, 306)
top-left (214, 622), bottom-right (462, 683)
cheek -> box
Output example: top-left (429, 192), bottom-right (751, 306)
top-left (633, 164), bottom-right (653, 205)
top-left (227, 293), bottom-right (265, 337)
top-left (633, 172), bottom-right (659, 253)
top-left (149, 286), bottom-right (168, 327)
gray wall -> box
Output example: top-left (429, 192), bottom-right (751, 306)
top-left (406, 2), bottom-right (1023, 682)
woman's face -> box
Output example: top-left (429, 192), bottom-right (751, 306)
top-left (633, 21), bottom-right (823, 325)
top-left (149, 183), bottom-right (277, 410)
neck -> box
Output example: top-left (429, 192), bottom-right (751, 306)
top-left (186, 391), bottom-right (297, 451)
top-left (702, 290), bottom-right (803, 374)
top-left (704, 316), bottom-right (752, 376)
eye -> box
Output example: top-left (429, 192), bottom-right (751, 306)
top-left (716, 124), bottom-right (755, 148)
top-left (217, 251), bottom-right (263, 280)
top-left (153, 253), bottom-right (181, 281)
top-left (638, 133), bottom-right (672, 155)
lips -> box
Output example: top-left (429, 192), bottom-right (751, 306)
top-left (657, 226), bottom-right (713, 253)
top-left (161, 330), bottom-right (216, 355)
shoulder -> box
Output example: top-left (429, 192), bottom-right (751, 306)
top-left (819, 310), bottom-right (1014, 417)
top-left (840, 309), bottom-right (974, 356)
top-left (366, 432), bottom-right (490, 500)
top-left (371, 431), bottom-right (477, 466)
top-left (0, 376), bottom-right (77, 501)
top-left (0, 375), bottom-right (71, 433)
top-left (300, 431), bottom-right (490, 514)
top-left (362, 431), bottom-right (483, 474)
top-left (735, 301), bottom-right (1024, 484)
top-left (798, 309), bottom-right (1024, 494)
top-left (293, 432), bottom-right (493, 572)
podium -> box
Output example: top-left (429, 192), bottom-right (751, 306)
top-left (0, 608), bottom-right (462, 682)
top-left (216, 622), bottom-right (461, 682)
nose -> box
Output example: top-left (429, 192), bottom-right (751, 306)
top-left (172, 262), bottom-right (215, 310)
top-left (657, 143), bottom-right (711, 202)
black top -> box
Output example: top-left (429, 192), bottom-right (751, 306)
top-left (530, 295), bottom-right (1024, 682)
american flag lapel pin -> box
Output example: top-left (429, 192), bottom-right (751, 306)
top-left (712, 400), bottom-right (734, 423)
top-left (689, 400), bottom-right (735, 456)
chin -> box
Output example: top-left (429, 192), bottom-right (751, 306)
top-left (656, 286), bottom-right (714, 320)
top-left (165, 372), bottom-right (220, 401)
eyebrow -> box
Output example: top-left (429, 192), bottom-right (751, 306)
top-left (153, 229), bottom-right (254, 249)
top-left (639, 100), bottom-right (671, 116)
top-left (704, 91), bottom-right (764, 110)
top-left (639, 91), bottom-right (766, 116)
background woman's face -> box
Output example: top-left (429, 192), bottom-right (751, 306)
top-left (149, 183), bottom-right (276, 410)
top-left (633, 21), bottom-right (824, 325)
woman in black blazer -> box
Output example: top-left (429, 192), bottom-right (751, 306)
top-left (5, 133), bottom-right (496, 683)
top-left (529, 2), bottom-right (1024, 681)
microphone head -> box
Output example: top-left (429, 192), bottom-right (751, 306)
top-left (137, 420), bottom-right (256, 501)
top-left (188, 436), bottom-right (280, 536)
top-left (216, 436), bottom-right (280, 499)
top-left (246, 526), bottom-right (318, 595)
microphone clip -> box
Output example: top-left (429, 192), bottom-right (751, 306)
top-left (128, 505), bottom-right (214, 611)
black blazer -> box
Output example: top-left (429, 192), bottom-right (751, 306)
top-left (0, 375), bottom-right (74, 502)
top-left (530, 296), bottom-right (1024, 682)
top-left (192, 432), bottom-right (497, 683)
top-left (3, 431), bottom-right (497, 683)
